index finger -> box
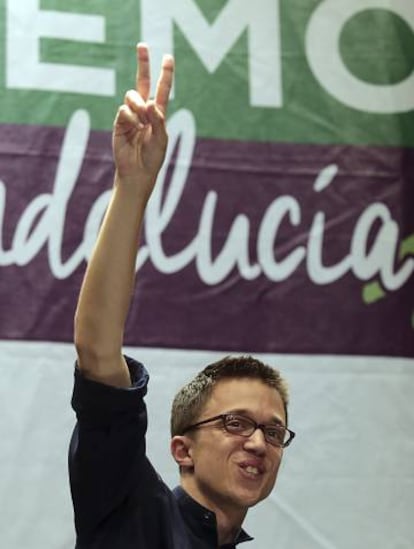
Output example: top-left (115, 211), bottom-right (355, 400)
top-left (155, 54), bottom-right (174, 115)
top-left (135, 42), bottom-right (151, 102)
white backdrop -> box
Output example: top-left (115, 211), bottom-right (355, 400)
top-left (1, 341), bottom-right (413, 549)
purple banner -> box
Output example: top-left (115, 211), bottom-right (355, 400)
top-left (0, 116), bottom-right (413, 356)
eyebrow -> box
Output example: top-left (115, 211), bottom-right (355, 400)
top-left (226, 409), bottom-right (285, 427)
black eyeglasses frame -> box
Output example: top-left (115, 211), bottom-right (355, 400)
top-left (182, 413), bottom-right (296, 448)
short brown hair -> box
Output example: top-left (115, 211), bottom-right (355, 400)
top-left (170, 355), bottom-right (289, 437)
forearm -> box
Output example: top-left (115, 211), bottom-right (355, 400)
top-left (74, 173), bottom-right (154, 385)
top-left (73, 43), bottom-right (173, 386)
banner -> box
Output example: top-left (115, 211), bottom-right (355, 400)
top-left (1, 0), bottom-right (413, 356)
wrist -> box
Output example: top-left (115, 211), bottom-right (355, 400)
top-left (114, 171), bottom-right (157, 201)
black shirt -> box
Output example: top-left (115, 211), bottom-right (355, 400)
top-left (69, 357), bottom-right (253, 548)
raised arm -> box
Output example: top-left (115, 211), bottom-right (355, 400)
top-left (74, 44), bottom-right (174, 387)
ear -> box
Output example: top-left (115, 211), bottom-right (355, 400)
top-left (170, 435), bottom-right (194, 468)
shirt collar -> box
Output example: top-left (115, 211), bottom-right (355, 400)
top-left (173, 486), bottom-right (253, 547)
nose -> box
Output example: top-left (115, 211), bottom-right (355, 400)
top-left (243, 427), bottom-right (267, 454)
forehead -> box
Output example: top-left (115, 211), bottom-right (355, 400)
top-left (202, 377), bottom-right (286, 424)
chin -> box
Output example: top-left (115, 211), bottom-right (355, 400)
top-left (232, 489), bottom-right (265, 509)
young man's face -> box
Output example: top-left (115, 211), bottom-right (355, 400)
top-left (182, 377), bottom-right (286, 516)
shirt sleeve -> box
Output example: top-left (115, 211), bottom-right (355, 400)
top-left (71, 356), bottom-right (149, 425)
top-left (69, 356), bottom-right (154, 541)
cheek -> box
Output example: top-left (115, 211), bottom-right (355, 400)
top-left (269, 455), bottom-right (283, 480)
top-left (205, 441), bottom-right (240, 471)
top-left (193, 435), bottom-right (232, 465)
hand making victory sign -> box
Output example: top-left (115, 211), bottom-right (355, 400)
top-left (113, 43), bottom-right (175, 191)
top-left (74, 44), bottom-right (175, 387)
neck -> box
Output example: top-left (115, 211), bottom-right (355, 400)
top-left (181, 477), bottom-right (247, 546)
top-left (214, 506), bottom-right (246, 546)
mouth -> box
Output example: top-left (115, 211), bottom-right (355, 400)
top-left (238, 462), bottom-right (264, 479)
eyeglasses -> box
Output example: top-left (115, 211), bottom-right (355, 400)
top-left (182, 413), bottom-right (295, 448)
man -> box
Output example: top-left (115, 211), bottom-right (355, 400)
top-left (69, 43), bottom-right (295, 549)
